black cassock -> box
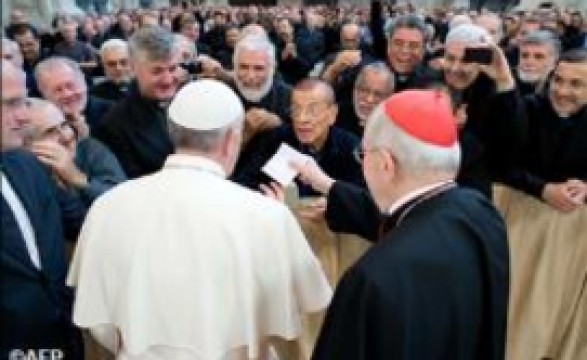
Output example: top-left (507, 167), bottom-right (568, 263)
top-left (313, 185), bottom-right (509, 360)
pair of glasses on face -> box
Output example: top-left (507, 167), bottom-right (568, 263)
top-left (104, 59), bottom-right (129, 68)
top-left (289, 102), bottom-right (331, 119)
top-left (354, 85), bottom-right (389, 101)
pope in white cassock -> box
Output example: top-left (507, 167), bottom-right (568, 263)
top-left (67, 79), bottom-right (332, 360)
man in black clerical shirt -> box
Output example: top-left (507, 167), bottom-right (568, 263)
top-left (93, 26), bottom-right (180, 178)
top-left (233, 79), bottom-right (363, 197)
top-left (91, 38), bottom-right (133, 102)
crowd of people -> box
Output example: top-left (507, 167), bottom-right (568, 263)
top-left (1, 0), bottom-right (586, 359)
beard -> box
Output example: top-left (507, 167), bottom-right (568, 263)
top-left (352, 100), bottom-right (369, 127)
top-left (235, 72), bottom-right (274, 103)
top-left (517, 68), bottom-right (543, 83)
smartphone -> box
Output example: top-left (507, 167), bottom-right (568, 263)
top-left (463, 47), bottom-right (493, 65)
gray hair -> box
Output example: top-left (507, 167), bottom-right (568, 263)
top-left (168, 120), bottom-right (242, 153)
top-left (34, 56), bottom-right (86, 91)
top-left (128, 25), bottom-right (177, 62)
top-left (519, 30), bottom-right (561, 59)
top-left (355, 61), bottom-right (395, 96)
top-left (446, 24), bottom-right (489, 46)
top-left (364, 103), bottom-right (461, 175)
top-left (386, 14), bottom-right (430, 42)
top-left (99, 38), bottom-right (129, 58)
top-left (234, 35), bottom-right (276, 69)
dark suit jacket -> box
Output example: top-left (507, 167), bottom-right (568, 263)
top-left (1, 150), bottom-right (84, 358)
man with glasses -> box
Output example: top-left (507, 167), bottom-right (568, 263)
top-left (233, 78), bottom-right (363, 197)
top-left (26, 98), bottom-right (126, 206)
top-left (1, 59), bottom-right (86, 359)
top-left (336, 61), bottom-right (395, 137)
top-left (91, 39), bottom-right (134, 102)
top-left (311, 90), bottom-right (508, 360)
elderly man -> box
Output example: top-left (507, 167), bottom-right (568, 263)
top-left (311, 90), bottom-right (508, 360)
top-left (1, 59), bottom-right (85, 359)
top-left (497, 49), bottom-right (587, 360)
top-left (26, 98), bottom-right (126, 206)
top-left (68, 80), bottom-right (332, 359)
top-left (515, 30), bottom-right (561, 96)
top-left (94, 26), bottom-right (180, 178)
top-left (337, 61), bottom-right (395, 137)
top-left (90, 39), bottom-right (133, 101)
top-left (234, 79), bottom-right (363, 197)
top-left (233, 35), bottom-right (292, 145)
top-left (442, 24), bottom-right (526, 197)
top-left (35, 57), bottom-right (112, 136)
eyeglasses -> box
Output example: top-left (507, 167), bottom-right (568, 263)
top-left (289, 102), bottom-right (331, 118)
top-left (104, 59), bottom-right (129, 68)
top-left (354, 85), bottom-right (389, 101)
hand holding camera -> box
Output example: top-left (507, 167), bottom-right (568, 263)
top-left (465, 38), bottom-right (514, 92)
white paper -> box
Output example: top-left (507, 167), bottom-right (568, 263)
top-left (262, 143), bottom-right (310, 186)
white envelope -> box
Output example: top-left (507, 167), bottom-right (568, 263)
top-left (262, 143), bottom-right (311, 186)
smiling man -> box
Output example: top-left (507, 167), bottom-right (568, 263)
top-left (36, 57), bottom-right (113, 135)
top-left (93, 26), bottom-right (181, 178)
top-left (515, 30), bottom-right (560, 96)
top-left (233, 79), bottom-right (363, 197)
top-left (499, 49), bottom-right (587, 360)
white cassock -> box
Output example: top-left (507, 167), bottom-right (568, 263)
top-left (67, 154), bottom-right (332, 360)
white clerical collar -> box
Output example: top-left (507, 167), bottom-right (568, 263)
top-left (387, 180), bottom-right (455, 216)
top-left (163, 153), bottom-right (226, 178)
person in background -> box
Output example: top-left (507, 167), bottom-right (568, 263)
top-left (93, 26), bottom-right (180, 178)
top-left (26, 98), bottom-right (126, 206)
top-left (35, 57), bottom-right (113, 135)
top-left (515, 30), bottom-right (560, 96)
top-left (90, 39), bottom-right (134, 101)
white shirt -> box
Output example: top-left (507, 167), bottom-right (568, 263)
top-left (1, 172), bottom-right (41, 269)
top-left (68, 154), bottom-right (332, 360)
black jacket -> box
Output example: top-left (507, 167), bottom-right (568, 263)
top-left (93, 84), bottom-right (173, 179)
